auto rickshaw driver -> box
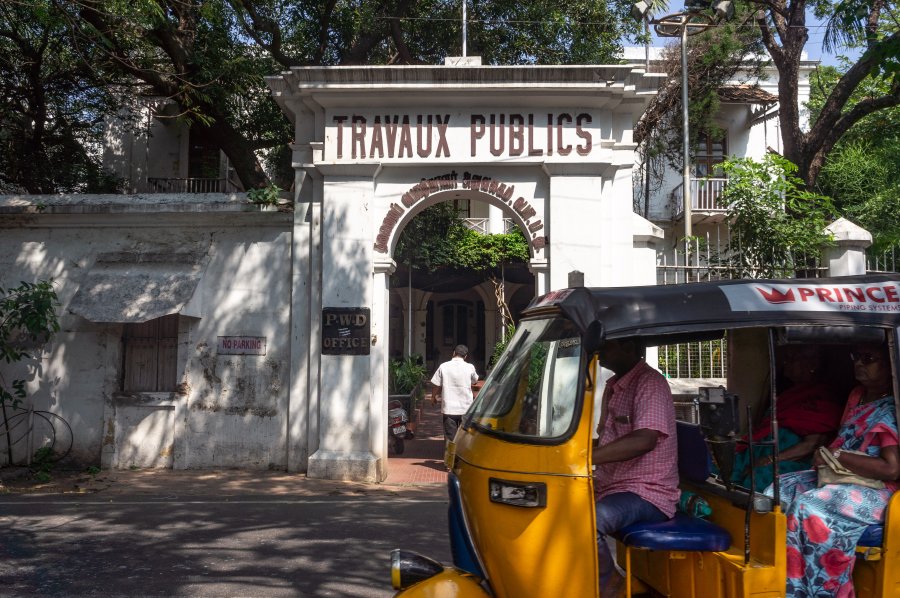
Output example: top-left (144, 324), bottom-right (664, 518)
top-left (593, 337), bottom-right (680, 596)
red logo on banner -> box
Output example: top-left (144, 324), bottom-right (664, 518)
top-left (756, 287), bottom-right (796, 304)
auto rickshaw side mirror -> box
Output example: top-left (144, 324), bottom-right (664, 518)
top-left (584, 321), bottom-right (604, 356)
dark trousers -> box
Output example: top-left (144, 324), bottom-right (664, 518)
top-left (443, 414), bottom-right (463, 443)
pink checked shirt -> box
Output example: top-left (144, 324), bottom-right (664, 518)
top-left (594, 360), bottom-right (679, 517)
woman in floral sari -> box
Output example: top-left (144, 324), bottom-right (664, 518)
top-left (773, 342), bottom-right (899, 597)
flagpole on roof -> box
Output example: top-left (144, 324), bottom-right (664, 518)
top-left (462, 1), bottom-right (467, 57)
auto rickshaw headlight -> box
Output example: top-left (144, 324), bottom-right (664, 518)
top-left (391, 549), bottom-right (444, 590)
top-left (488, 478), bottom-right (547, 508)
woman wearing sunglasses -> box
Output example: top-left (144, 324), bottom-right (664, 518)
top-left (772, 341), bottom-right (899, 597)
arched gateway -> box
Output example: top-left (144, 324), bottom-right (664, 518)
top-left (267, 61), bottom-right (665, 481)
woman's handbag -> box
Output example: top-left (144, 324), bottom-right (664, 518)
top-left (816, 446), bottom-right (886, 489)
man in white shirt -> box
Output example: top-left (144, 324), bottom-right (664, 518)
top-left (430, 344), bottom-right (479, 444)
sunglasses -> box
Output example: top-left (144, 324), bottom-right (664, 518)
top-left (850, 351), bottom-right (884, 365)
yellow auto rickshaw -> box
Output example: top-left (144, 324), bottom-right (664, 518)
top-left (390, 275), bottom-right (900, 597)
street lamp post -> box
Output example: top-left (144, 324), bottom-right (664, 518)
top-left (679, 18), bottom-right (692, 241)
top-left (631, 2), bottom-right (733, 246)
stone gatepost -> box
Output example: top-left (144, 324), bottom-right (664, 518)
top-left (822, 218), bottom-right (872, 277)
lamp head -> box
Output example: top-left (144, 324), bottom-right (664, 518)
top-left (684, 0), bottom-right (711, 11)
top-left (631, 0), bottom-right (651, 21)
top-left (714, 0), bottom-right (734, 20)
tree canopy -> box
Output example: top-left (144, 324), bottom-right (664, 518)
top-left (811, 64), bottom-right (900, 252)
top-left (750, 0), bottom-right (900, 186)
top-left (635, 0), bottom-right (900, 197)
top-left (1, 0), bottom-right (645, 193)
top-left (0, 1), bottom-right (121, 193)
top-left (5, 0), bottom-right (900, 200)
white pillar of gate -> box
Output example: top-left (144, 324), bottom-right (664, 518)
top-left (631, 214), bottom-right (666, 286)
top-left (822, 218), bottom-right (872, 277)
top-left (529, 258), bottom-right (549, 297)
top-left (372, 257), bottom-right (396, 480)
top-left (307, 163), bottom-right (384, 482)
top-left (543, 165), bottom-right (634, 290)
top-left (288, 131), bottom-right (320, 473)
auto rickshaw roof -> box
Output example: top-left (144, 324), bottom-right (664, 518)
top-left (522, 275), bottom-right (900, 342)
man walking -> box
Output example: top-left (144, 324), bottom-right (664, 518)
top-left (430, 344), bottom-right (479, 444)
top-left (592, 337), bottom-right (679, 596)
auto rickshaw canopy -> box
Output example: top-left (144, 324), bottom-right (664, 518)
top-left (522, 275), bottom-right (900, 344)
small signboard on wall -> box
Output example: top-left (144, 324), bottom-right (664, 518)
top-left (322, 308), bottom-right (371, 355)
top-left (217, 336), bottom-right (267, 355)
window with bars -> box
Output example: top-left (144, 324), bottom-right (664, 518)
top-left (122, 315), bottom-right (178, 392)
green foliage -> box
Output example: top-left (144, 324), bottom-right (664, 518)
top-left (394, 203), bottom-right (530, 275)
top-left (388, 355), bottom-right (427, 397)
top-left (31, 446), bottom-right (55, 482)
top-left (395, 203), bottom-right (469, 270)
top-left (489, 324), bottom-right (517, 369)
top-left (0, 281), bottom-right (60, 410)
top-left (0, 1), bottom-right (123, 193)
top-left (1, 0), bottom-right (647, 192)
top-left (450, 228), bottom-right (531, 273)
top-left (247, 184), bottom-right (281, 206)
top-left (809, 65), bottom-right (900, 145)
top-left (767, 0), bottom-right (900, 185)
top-left (717, 155), bottom-right (835, 278)
top-left (818, 138), bottom-right (900, 248)
top-left (810, 67), bottom-right (900, 252)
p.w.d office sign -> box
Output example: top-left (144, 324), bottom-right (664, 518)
top-left (322, 308), bottom-right (371, 355)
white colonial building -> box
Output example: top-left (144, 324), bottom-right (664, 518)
top-left (1, 52), bottom-right (857, 482)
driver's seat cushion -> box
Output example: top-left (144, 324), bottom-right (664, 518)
top-left (617, 513), bottom-right (732, 552)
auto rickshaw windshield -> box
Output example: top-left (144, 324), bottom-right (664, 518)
top-left (468, 317), bottom-right (583, 442)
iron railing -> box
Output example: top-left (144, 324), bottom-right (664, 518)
top-left (147, 177), bottom-right (241, 193)
top-left (656, 229), bottom-right (826, 285)
top-left (655, 229), bottom-right (826, 379)
top-left (867, 244), bottom-right (899, 274)
top-left (461, 217), bottom-right (519, 235)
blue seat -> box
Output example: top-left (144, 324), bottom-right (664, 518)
top-left (612, 421), bottom-right (732, 598)
top-left (619, 513), bottom-right (732, 552)
top-left (858, 524), bottom-right (884, 548)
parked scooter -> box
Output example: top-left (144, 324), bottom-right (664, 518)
top-left (388, 399), bottom-right (414, 455)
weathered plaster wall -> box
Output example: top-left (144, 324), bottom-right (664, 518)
top-left (182, 226), bottom-right (292, 468)
top-left (0, 196), bottom-right (294, 470)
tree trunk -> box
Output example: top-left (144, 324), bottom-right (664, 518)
top-left (201, 108), bottom-right (269, 190)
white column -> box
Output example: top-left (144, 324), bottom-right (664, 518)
top-left (307, 163), bottom-right (382, 482)
top-left (631, 213), bottom-right (665, 287)
top-left (822, 218), bottom-right (872, 277)
top-left (371, 257), bottom-right (395, 481)
top-left (543, 164), bottom-right (631, 289)
top-left (529, 258), bottom-right (549, 297)
top-left (488, 204), bottom-right (505, 234)
top-left (287, 160), bottom-right (318, 472)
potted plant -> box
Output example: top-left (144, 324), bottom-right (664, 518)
top-left (388, 355), bottom-right (427, 425)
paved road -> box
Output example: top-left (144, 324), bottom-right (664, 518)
top-left (0, 479), bottom-right (452, 597)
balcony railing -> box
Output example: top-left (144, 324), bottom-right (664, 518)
top-left (147, 177), bottom-right (242, 193)
top-left (462, 218), bottom-right (488, 233)
top-left (671, 177), bottom-right (728, 220)
top-left (461, 218), bottom-right (520, 234)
